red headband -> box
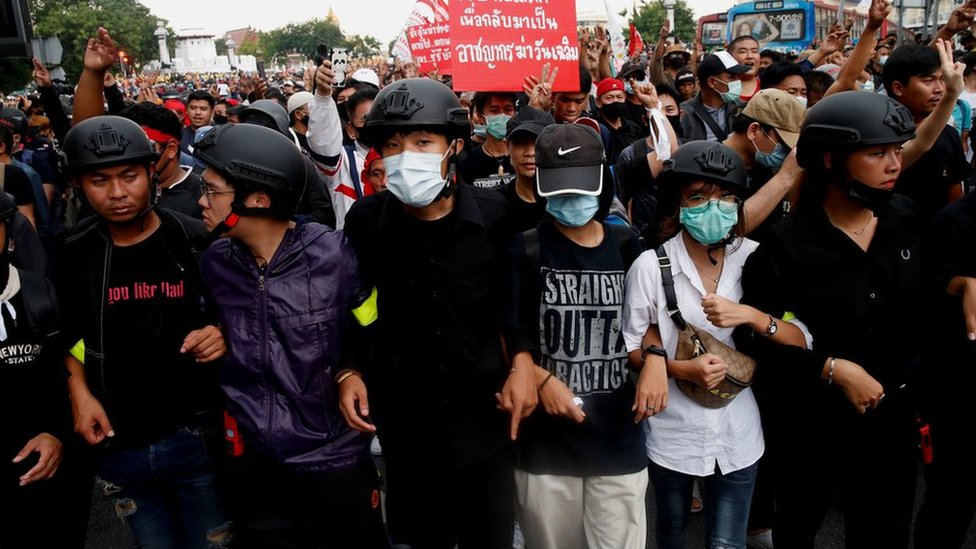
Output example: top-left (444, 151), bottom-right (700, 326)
top-left (142, 126), bottom-right (179, 144)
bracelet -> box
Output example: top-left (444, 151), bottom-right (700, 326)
top-left (641, 345), bottom-right (668, 363)
top-left (827, 357), bottom-right (835, 385)
top-left (538, 372), bottom-right (554, 392)
top-left (335, 369), bottom-right (361, 385)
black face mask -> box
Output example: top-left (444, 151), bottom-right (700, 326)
top-left (847, 179), bottom-right (893, 211)
top-left (300, 115), bottom-right (310, 126)
top-left (213, 114), bottom-right (228, 125)
top-left (601, 101), bottom-right (628, 121)
top-left (666, 56), bottom-right (686, 70)
top-left (667, 114), bottom-right (682, 135)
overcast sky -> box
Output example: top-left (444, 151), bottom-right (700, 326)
top-left (137, 0), bottom-right (738, 43)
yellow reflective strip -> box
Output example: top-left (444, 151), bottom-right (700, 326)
top-left (781, 311), bottom-right (797, 322)
top-left (352, 287), bottom-right (378, 327)
top-left (69, 339), bottom-right (85, 364)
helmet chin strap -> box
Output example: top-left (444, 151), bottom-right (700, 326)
top-left (211, 212), bottom-right (241, 236)
top-left (433, 145), bottom-right (460, 202)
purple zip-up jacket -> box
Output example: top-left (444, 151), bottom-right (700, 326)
top-left (200, 221), bottom-right (369, 472)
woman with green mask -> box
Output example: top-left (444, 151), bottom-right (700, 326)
top-left (622, 141), bottom-right (809, 549)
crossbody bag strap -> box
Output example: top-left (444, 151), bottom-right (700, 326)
top-left (654, 245), bottom-right (687, 331)
top-left (690, 100), bottom-right (729, 142)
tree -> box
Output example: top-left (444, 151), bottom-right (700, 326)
top-left (30, 0), bottom-right (172, 79)
top-left (214, 38), bottom-right (227, 57)
top-left (345, 34), bottom-right (382, 59)
top-left (0, 59), bottom-right (32, 95)
top-left (259, 18), bottom-right (344, 63)
top-left (628, 0), bottom-right (697, 46)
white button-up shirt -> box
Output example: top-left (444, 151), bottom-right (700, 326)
top-left (622, 232), bottom-right (766, 477)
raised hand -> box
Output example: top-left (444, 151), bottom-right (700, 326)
top-left (523, 62), bottom-right (559, 111)
top-left (84, 27), bottom-right (119, 74)
top-left (867, 0), bottom-right (893, 30)
top-left (31, 58), bottom-right (52, 88)
top-left (936, 38), bottom-right (965, 96)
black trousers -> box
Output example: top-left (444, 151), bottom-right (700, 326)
top-left (382, 445), bottom-right (514, 549)
top-left (914, 402), bottom-right (976, 549)
top-left (225, 453), bottom-right (389, 549)
top-left (770, 390), bottom-right (917, 549)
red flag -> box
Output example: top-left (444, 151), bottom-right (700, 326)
top-left (628, 23), bottom-right (645, 57)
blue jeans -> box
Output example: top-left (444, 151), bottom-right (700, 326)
top-left (649, 460), bottom-right (758, 549)
top-left (98, 427), bottom-right (230, 549)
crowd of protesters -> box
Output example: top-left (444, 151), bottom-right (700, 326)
top-left (1, 0), bottom-right (976, 547)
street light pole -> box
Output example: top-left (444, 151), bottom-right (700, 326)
top-left (664, 0), bottom-right (676, 40)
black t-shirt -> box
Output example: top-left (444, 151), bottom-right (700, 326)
top-left (498, 181), bottom-right (547, 235)
top-left (100, 229), bottom-right (218, 448)
top-left (896, 125), bottom-right (969, 223)
top-left (0, 282), bottom-right (69, 482)
top-left (158, 169), bottom-right (204, 219)
top-left (458, 145), bottom-right (515, 190)
top-left (504, 221), bottom-right (646, 476)
top-left (2, 164), bottom-right (34, 206)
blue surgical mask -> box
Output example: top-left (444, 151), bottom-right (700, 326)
top-left (546, 194), bottom-right (600, 228)
top-left (624, 82), bottom-right (634, 95)
top-left (717, 79), bottom-right (742, 104)
top-left (755, 140), bottom-right (789, 171)
top-left (861, 80), bottom-right (875, 92)
top-left (472, 124), bottom-right (487, 139)
top-left (679, 200), bottom-right (739, 245)
top-left (383, 148), bottom-right (452, 208)
top-left (485, 114), bottom-right (511, 140)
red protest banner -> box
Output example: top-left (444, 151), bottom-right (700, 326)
top-left (405, 0), bottom-right (453, 75)
top-left (450, 0), bottom-right (580, 92)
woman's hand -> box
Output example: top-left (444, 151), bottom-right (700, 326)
top-left (673, 354), bottom-right (728, 389)
top-left (832, 358), bottom-right (885, 414)
top-left (633, 358), bottom-right (668, 422)
top-left (702, 293), bottom-right (762, 329)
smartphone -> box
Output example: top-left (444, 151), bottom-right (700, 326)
top-left (256, 60), bottom-right (266, 80)
top-left (314, 43), bottom-right (331, 67)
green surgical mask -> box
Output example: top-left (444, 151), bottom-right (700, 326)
top-left (679, 200), bottom-right (739, 245)
top-left (485, 114), bottom-right (511, 140)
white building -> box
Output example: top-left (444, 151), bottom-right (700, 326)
top-left (150, 26), bottom-right (257, 73)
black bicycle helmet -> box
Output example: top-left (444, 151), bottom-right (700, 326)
top-left (797, 91), bottom-right (916, 169)
top-left (240, 99), bottom-right (290, 137)
top-left (62, 116), bottom-right (157, 173)
top-left (660, 141), bottom-right (749, 196)
top-left (360, 78), bottom-right (469, 148)
top-left (194, 123), bottom-right (306, 220)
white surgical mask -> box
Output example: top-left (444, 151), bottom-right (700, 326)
top-left (795, 95), bottom-right (808, 109)
top-left (383, 148), bottom-right (452, 208)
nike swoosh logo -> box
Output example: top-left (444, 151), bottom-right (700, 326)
top-left (557, 146), bottom-right (581, 156)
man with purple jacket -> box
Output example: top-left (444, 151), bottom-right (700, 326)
top-left (194, 123), bottom-right (388, 547)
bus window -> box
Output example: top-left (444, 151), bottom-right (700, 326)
top-left (702, 22), bottom-right (726, 46)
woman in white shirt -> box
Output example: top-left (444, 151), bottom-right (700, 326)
top-left (622, 141), bottom-right (808, 549)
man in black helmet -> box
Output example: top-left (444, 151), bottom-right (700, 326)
top-left (238, 99), bottom-right (338, 229)
top-left (56, 111), bottom-right (229, 548)
top-left (194, 122), bottom-right (389, 547)
top-left (328, 68), bottom-right (531, 548)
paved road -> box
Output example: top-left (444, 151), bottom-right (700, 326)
top-left (85, 461), bottom-right (975, 548)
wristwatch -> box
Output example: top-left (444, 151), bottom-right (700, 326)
top-left (641, 345), bottom-right (668, 362)
top-left (762, 315), bottom-right (778, 337)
